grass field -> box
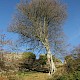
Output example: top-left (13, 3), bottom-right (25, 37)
top-left (23, 72), bottom-right (49, 80)
top-left (0, 71), bottom-right (49, 80)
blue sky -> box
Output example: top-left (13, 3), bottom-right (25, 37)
top-left (63, 0), bottom-right (80, 47)
top-left (0, 0), bottom-right (80, 51)
top-left (0, 0), bottom-right (19, 39)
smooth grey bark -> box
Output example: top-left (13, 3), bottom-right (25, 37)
top-left (43, 38), bottom-right (56, 75)
top-left (47, 49), bottom-right (56, 75)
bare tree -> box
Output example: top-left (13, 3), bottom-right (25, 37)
top-left (0, 34), bottom-right (12, 61)
top-left (9, 40), bottom-right (21, 54)
top-left (9, 0), bottom-right (67, 75)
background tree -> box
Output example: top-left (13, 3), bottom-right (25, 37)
top-left (71, 45), bottom-right (80, 57)
top-left (39, 54), bottom-right (47, 66)
top-left (71, 45), bottom-right (80, 71)
top-left (0, 34), bottom-right (15, 71)
top-left (0, 34), bottom-right (12, 60)
top-left (9, 0), bottom-right (67, 75)
top-left (20, 52), bottom-right (36, 71)
top-left (64, 45), bottom-right (80, 73)
top-left (9, 40), bottom-right (21, 54)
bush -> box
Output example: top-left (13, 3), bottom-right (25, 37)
top-left (22, 52), bottom-right (36, 61)
top-left (58, 71), bottom-right (80, 80)
top-left (39, 54), bottom-right (47, 65)
top-left (19, 52), bottom-right (36, 71)
top-left (0, 59), bottom-right (5, 71)
top-left (64, 54), bottom-right (80, 73)
top-left (47, 71), bottom-right (80, 80)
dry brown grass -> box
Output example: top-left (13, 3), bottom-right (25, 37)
top-left (0, 71), bottom-right (49, 80)
top-left (23, 72), bottom-right (49, 80)
top-left (0, 77), bottom-right (8, 80)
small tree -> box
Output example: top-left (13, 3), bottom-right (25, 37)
top-left (65, 53), bottom-right (80, 74)
top-left (9, 0), bottom-right (67, 75)
top-left (0, 34), bottom-right (12, 64)
top-left (9, 40), bottom-right (21, 54)
top-left (71, 45), bottom-right (80, 71)
top-left (72, 45), bottom-right (80, 57)
top-left (20, 52), bottom-right (36, 71)
top-left (39, 54), bottom-right (47, 65)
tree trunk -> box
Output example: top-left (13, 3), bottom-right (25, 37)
top-left (43, 38), bottom-right (56, 75)
top-left (47, 48), bottom-right (56, 75)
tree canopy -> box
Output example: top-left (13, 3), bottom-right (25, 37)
top-left (9, 0), bottom-right (67, 54)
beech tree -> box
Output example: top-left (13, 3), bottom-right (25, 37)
top-left (9, 0), bottom-right (67, 75)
